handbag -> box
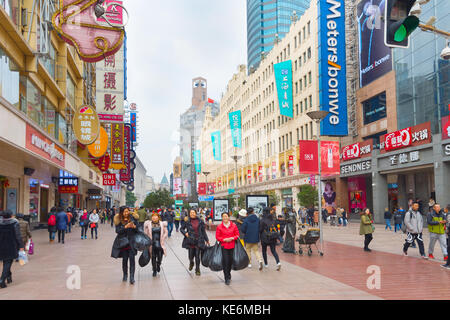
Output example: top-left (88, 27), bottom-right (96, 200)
top-left (201, 245), bottom-right (214, 268)
top-left (232, 239), bottom-right (249, 271)
top-left (138, 248), bottom-right (151, 267)
top-left (28, 240), bottom-right (34, 255)
top-left (209, 242), bottom-right (223, 272)
top-left (114, 235), bottom-right (130, 249)
top-left (134, 231), bottom-right (152, 251)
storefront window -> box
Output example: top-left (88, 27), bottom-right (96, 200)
top-left (43, 97), bottom-right (57, 138)
top-left (57, 113), bottom-right (67, 145)
top-left (22, 76), bottom-right (44, 128)
top-left (0, 47), bottom-right (20, 108)
top-left (29, 179), bottom-right (39, 222)
top-left (66, 73), bottom-right (75, 107)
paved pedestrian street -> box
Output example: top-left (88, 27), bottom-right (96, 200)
top-left (1, 222), bottom-right (449, 300)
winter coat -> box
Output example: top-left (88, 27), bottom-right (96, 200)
top-left (404, 209), bottom-right (423, 234)
top-left (143, 220), bottom-right (168, 255)
top-left (18, 218), bottom-right (32, 246)
top-left (394, 212), bottom-right (403, 224)
top-left (180, 217), bottom-right (209, 250)
top-left (216, 221), bottom-right (240, 250)
top-left (359, 214), bottom-right (373, 235)
top-left (0, 217), bottom-right (24, 260)
top-left (384, 211), bottom-right (392, 220)
top-left (235, 215), bottom-right (246, 236)
top-left (111, 212), bottom-right (140, 259)
top-left (89, 213), bottom-right (99, 227)
top-left (241, 214), bottom-right (260, 244)
top-left (56, 211), bottom-right (69, 231)
top-left (259, 213), bottom-right (278, 245)
top-left (79, 213), bottom-right (89, 227)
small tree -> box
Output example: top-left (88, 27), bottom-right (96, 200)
top-left (297, 185), bottom-right (318, 208)
top-left (126, 190), bottom-right (137, 207)
top-left (266, 190), bottom-right (280, 207)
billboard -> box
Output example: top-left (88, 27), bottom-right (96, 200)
top-left (274, 60), bottom-right (294, 118)
top-left (229, 110), bottom-right (242, 148)
top-left (211, 131), bottom-right (222, 161)
top-left (318, 0), bottom-right (348, 136)
top-left (357, 0), bottom-right (392, 87)
top-left (194, 150), bottom-right (201, 173)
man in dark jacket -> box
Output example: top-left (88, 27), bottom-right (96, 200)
top-left (0, 210), bottom-right (24, 288)
top-left (56, 207), bottom-right (69, 244)
top-left (384, 208), bottom-right (392, 231)
top-left (163, 208), bottom-right (175, 237)
top-left (241, 208), bottom-right (263, 270)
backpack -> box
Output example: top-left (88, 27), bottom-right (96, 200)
top-left (263, 222), bottom-right (280, 241)
top-left (48, 215), bottom-right (56, 226)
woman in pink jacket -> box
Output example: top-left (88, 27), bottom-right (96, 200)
top-left (216, 212), bottom-right (240, 285)
top-left (144, 213), bottom-right (168, 277)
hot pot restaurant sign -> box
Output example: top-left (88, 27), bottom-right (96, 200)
top-left (52, 0), bottom-right (125, 63)
top-left (73, 105), bottom-right (100, 145)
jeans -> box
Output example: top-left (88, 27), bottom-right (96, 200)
top-left (188, 247), bottom-right (201, 271)
top-left (343, 218), bottom-right (347, 227)
top-left (49, 231), bottom-right (56, 241)
top-left (385, 219), bottom-right (392, 230)
top-left (91, 226), bottom-right (98, 239)
top-left (395, 223), bottom-right (402, 232)
top-left (1, 259), bottom-right (13, 282)
top-left (81, 226), bottom-right (88, 238)
top-left (174, 220), bottom-right (180, 231)
top-left (57, 230), bottom-right (65, 243)
top-left (222, 247), bottom-right (234, 281)
top-left (66, 223), bottom-right (71, 233)
top-left (429, 233), bottom-right (448, 256)
top-left (245, 243), bottom-right (262, 265)
top-left (121, 249), bottom-right (135, 279)
top-left (167, 222), bottom-right (174, 237)
top-left (364, 234), bottom-right (373, 249)
top-left (261, 243), bottom-right (280, 265)
top-left (404, 233), bottom-right (425, 256)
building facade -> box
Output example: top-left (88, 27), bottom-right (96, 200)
top-left (133, 156), bottom-right (147, 206)
top-left (247, 0), bottom-right (310, 71)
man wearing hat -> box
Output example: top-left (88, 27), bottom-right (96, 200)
top-left (235, 209), bottom-right (247, 236)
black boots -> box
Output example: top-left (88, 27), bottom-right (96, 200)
top-left (0, 279), bottom-right (6, 289)
top-left (6, 272), bottom-right (12, 284)
top-left (123, 273), bottom-right (128, 282)
top-left (188, 261), bottom-right (194, 271)
top-left (129, 272), bottom-right (135, 285)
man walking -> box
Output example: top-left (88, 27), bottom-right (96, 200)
top-left (427, 203), bottom-right (447, 260)
top-left (163, 207), bottom-right (175, 238)
top-left (384, 208), bottom-right (392, 231)
top-left (403, 202), bottom-right (427, 259)
top-left (137, 206), bottom-right (148, 228)
top-left (241, 207), bottom-right (263, 270)
top-left (56, 207), bottom-right (69, 244)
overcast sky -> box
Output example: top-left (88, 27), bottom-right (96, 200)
top-left (125, 1), bottom-right (247, 183)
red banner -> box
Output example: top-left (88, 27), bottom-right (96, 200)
top-left (321, 141), bottom-right (340, 176)
top-left (299, 140), bottom-right (318, 174)
top-left (384, 127), bottom-right (412, 151)
top-left (247, 169), bottom-right (252, 184)
top-left (381, 122), bottom-right (431, 153)
top-left (91, 153), bottom-right (110, 172)
top-left (198, 183), bottom-right (206, 195)
top-left (58, 186), bottom-right (78, 194)
top-left (288, 155), bottom-right (294, 176)
top-left (341, 139), bottom-right (373, 161)
top-left (258, 166), bottom-right (263, 182)
top-left (103, 174), bottom-right (116, 186)
top-left (120, 125), bottom-right (131, 182)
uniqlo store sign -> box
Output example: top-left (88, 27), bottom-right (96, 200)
top-left (380, 122), bottom-right (431, 153)
top-left (103, 174), bottom-right (116, 186)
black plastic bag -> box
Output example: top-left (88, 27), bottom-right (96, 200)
top-left (134, 232), bottom-right (151, 251)
top-left (201, 245), bottom-right (214, 268)
top-left (209, 242), bottom-right (223, 272)
top-left (138, 248), bottom-right (151, 267)
top-left (232, 239), bottom-right (249, 271)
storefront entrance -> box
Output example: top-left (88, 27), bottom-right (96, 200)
top-left (39, 188), bottom-right (49, 222)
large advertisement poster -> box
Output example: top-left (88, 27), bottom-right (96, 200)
top-left (6, 188), bottom-right (17, 214)
top-left (322, 181), bottom-right (337, 215)
top-left (357, 0), bottom-right (392, 87)
top-left (348, 177), bottom-right (367, 210)
top-left (213, 199), bottom-right (229, 221)
top-left (299, 140), bottom-right (318, 174)
top-left (320, 141), bottom-right (340, 176)
top-left (274, 60), bottom-right (294, 118)
top-left (246, 195), bottom-right (269, 218)
top-left (318, 0), bottom-right (348, 136)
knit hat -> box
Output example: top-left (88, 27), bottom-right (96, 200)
top-left (238, 209), bottom-right (247, 217)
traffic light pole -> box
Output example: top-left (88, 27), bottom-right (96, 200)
top-left (418, 24), bottom-right (450, 38)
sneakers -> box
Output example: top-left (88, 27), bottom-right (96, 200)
top-left (264, 264), bottom-right (268, 269)
top-left (195, 270), bottom-right (201, 276)
top-left (429, 254), bottom-right (435, 259)
top-left (364, 248), bottom-right (372, 252)
top-left (259, 261), bottom-right (263, 271)
top-left (422, 255), bottom-right (429, 260)
top-left (276, 262), bottom-right (281, 271)
top-left (248, 264), bottom-right (252, 268)
top-left (225, 279), bottom-right (231, 285)
top-left (441, 264), bottom-right (450, 269)
top-left (188, 261), bottom-right (194, 271)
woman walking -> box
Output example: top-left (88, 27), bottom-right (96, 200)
top-left (144, 212), bottom-right (168, 277)
top-left (216, 212), bottom-right (240, 285)
top-left (89, 209), bottom-right (100, 239)
top-left (111, 206), bottom-right (139, 284)
top-left (48, 207), bottom-right (57, 243)
top-left (259, 207), bottom-right (281, 270)
top-left (180, 209), bottom-right (209, 276)
top-left (0, 210), bottom-right (25, 288)
top-left (80, 209), bottom-right (89, 240)
top-left (384, 208), bottom-right (392, 231)
top-left (360, 208), bottom-right (374, 252)
top-left (56, 207), bottom-right (69, 244)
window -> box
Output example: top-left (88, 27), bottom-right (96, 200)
top-left (282, 136), bottom-right (285, 151)
top-left (363, 92), bottom-right (387, 124)
top-left (309, 95), bottom-right (312, 109)
top-left (304, 75), bottom-right (307, 87)
top-left (0, 47), bottom-right (20, 107)
top-left (294, 36), bottom-right (297, 48)
top-left (57, 113), bottom-right (67, 145)
top-left (300, 101), bottom-right (303, 113)
top-left (296, 128), bottom-right (299, 141)
top-left (307, 47), bottom-right (311, 60)
top-left (21, 76), bottom-right (44, 127)
top-left (301, 126), bottom-right (304, 139)
top-left (66, 73), bottom-right (75, 107)
top-left (43, 98), bottom-right (56, 138)
top-left (295, 104), bottom-right (299, 116)
top-left (295, 60), bottom-right (297, 71)
top-left (304, 98), bottom-right (308, 111)
top-left (290, 132), bottom-right (292, 147)
top-left (305, 123), bottom-right (308, 139)
top-left (310, 121), bottom-right (313, 138)
top-left (299, 79), bottom-right (302, 91)
top-left (279, 137), bottom-right (281, 152)
top-left (295, 82), bottom-right (298, 94)
top-left (40, 43), bottom-right (56, 79)
top-left (303, 27), bottom-right (306, 39)
top-left (307, 21), bottom-right (311, 35)
top-left (303, 52), bottom-right (306, 64)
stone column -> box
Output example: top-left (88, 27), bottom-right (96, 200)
top-left (292, 186), bottom-right (300, 211)
top-left (275, 189), bottom-right (283, 216)
top-left (372, 171), bottom-right (389, 224)
top-left (336, 177), bottom-right (348, 213)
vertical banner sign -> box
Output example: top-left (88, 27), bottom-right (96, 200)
top-left (272, 161), bottom-right (277, 179)
top-left (288, 155), bottom-right (294, 176)
top-left (258, 166), bottom-right (263, 182)
top-left (194, 150), bottom-right (201, 173)
top-left (211, 131), bottom-right (222, 161)
top-left (130, 113), bottom-right (137, 143)
top-left (229, 111), bottom-right (242, 148)
top-left (318, 0), bottom-right (348, 136)
top-left (299, 140), bottom-right (319, 174)
top-left (274, 60), bottom-right (294, 118)
top-left (321, 141), bottom-right (340, 176)
top-left (96, 45), bottom-right (125, 122)
top-left (247, 169), bottom-right (252, 184)
top-left (120, 124), bottom-right (131, 182)
top-left (110, 122), bottom-right (125, 169)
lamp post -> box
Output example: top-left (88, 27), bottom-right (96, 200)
top-left (202, 171), bottom-right (210, 195)
top-left (307, 110), bottom-right (329, 256)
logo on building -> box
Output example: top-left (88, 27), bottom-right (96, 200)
top-left (31, 134), bottom-right (64, 162)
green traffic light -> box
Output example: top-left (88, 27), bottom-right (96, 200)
top-left (394, 15), bottom-right (419, 42)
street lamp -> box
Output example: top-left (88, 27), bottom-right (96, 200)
top-left (230, 155), bottom-right (242, 189)
top-left (202, 171), bottom-right (210, 195)
top-left (307, 110), bottom-right (329, 256)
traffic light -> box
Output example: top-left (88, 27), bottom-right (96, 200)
top-left (384, 0), bottom-right (420, 48)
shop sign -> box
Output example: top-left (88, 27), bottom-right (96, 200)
top-left (341, 160), bottom-right (372, 175)
top-left (52, 0), bottom-right (125, 63)
top-left (445, 144), bottom-right (450, 156)
top-left (59, 185), bottom-right (78, 193)
top-left (272, 161), bottom-right (277, 179)
top-left (341, 139), bottom-right (373, 161)
top-left (58, 172), bottom-right (78, 194)
top-left (442, 111), bottom-right (450, 140)
top-left (110, 122), bottom-right (125, 169)
top-left (259, 165), bottom-right (264, 182)
top-left (389, 151), bottom-right (420, 166)
top-left (288, 156), bottom-right (294, 176)
top-left (73, 105), bottom-right (100, 145)
top-left (103, 173), bottom-right (116, 186)
top-left (26, 124), bottom-right (65, 167)
top-left (247, 169), bottom-right (252, 184)
top-left (381, 122), bottom-right (431, 153)
top-left (120, 125), bottom-right (131, 182)
top-left (274, 60), bottom-right (293, 118)
top-left (90, 153), bottom-right (110, 172)
top-left (87, 126), bottom-right (108, 158)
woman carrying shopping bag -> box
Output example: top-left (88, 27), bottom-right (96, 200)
top-left (143, 212), bottom-right (168, 277)
top-left (215, 212), bottom-right (240, 285)
top-left (89, 209), bottom-right (100, 240)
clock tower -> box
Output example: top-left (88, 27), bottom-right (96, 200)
top-left (192, 77), bottom-right (207, 108)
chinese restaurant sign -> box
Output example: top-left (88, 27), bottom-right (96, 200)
top-left (52, 0), bottom-right (125, 63)
top-left (274, 60), bottom-right (294, 118)
top-left (341, 139), bottom-right (373, 161)
top-left (87, 126), bottom-right (108, 158)
top-left (380, 122), bottom-right (431, 153)
top-left (96, 45), bottom-right (125, 122)
top-left (110, 122), bottom-right (125, 169)
top-left (120, 124), bottom-right (131, 183)
top-left (442, 106), bottom-right (450, 140)
top-left (73, 105), bottom-right (100, 145)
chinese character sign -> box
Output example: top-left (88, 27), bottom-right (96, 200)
top-left (110, 123), bottom-right (125, 169)
top-left (274, 60), bottom-right (294, 118)
top-left (87, 126), bottom-right (108, 158)
top-left (73, 105), bottom-right (100, 145)
top-left (258, 166), bottom-right (263, 182)
top-left (384, 128), bottom-right (412, 151)
top-left (120, 124), bottom-right (131, 182)
top-left (211, 131), bottom-right (221, 161)
top-left (342, 143), bottom-right (360, 161)
top-left (194, 150), bottom-right (201, 173)
top-left (58, 175), bottom-right (79, 194)
top-left (96, 45), bottom-right (124, 122)
top-left (228, 111), bottom-right (242, 148)
top-left (130, 112), bottom-right (137, 142)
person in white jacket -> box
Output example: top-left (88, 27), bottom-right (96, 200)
top-left (143, 213), bottom-right (168, 277)
top-left (89, 209), bottom-right (100, 240)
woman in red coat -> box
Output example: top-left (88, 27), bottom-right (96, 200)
top-left (215, 212), bottom-right (240, 285)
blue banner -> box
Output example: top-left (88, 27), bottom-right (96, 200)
top-left (194, 150), bottom-right (201, 173)
top-left (130, 112), bottom-right (137, 142)
top-left (229, 111), bottom-right (242, 148)
top-left (211, 131), bottom-right (221, 161)
top-left (274, 60), bottom-right (294, 118)
top-left (318, 0), bottom-right (348, 136)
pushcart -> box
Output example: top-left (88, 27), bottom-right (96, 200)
top-left (297, 227), bottom-right (323, 256)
